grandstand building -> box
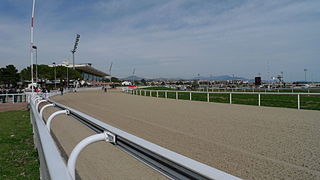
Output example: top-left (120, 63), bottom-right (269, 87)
top-left (49, 62), bottom-right (109, 82)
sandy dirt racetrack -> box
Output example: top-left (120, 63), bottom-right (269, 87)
top-left (51, 90), bottom-right (320, 179)
top-left (0, 103), bottom-right (27, 112)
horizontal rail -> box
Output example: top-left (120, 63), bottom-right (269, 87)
top-left (131, 89), bottom-right (320, 95)
top-left (48, 99), bottom-right (241, 180)
top-left (0, 93), bottom-right (25, 96)
top-left (0, 93), bottom-right (27, 104)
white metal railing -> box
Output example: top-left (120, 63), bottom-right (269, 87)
top-left (29, 93), bottom-right (73, 180)
top-left (0, 93), bottom-right (27, 104)
top-left (28, 89), bottom-right (241, 180)
top-left (127, 89), bottom-right (320, 110)
top-left (160, 86), bottom-right (320, 93)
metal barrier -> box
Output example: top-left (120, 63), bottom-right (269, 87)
top-left (28, 89), bottom-right (241, 179)
top-left (127, 89), bottom-right (320, 110)
top-left (0, 93), bottom-right (27, 104)
top-left (29, 94), bottom-right (72, 180)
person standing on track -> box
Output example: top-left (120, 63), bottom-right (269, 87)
top-left (60, 87), bottom-right (64, 95)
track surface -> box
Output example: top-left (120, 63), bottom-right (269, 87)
top-left (51, 90), bottom-right (320, 179)
top-left (0, 103), bottom-right (27, 112)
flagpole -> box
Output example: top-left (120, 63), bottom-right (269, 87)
top-left (30, 0), bottom-right (36, 93)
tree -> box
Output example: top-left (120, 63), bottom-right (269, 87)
top-left (0, 65), bottom-right (19, 87)
top-left (191, 80), bottom-right (199, 89)
top-left (141, 79), bottom-right (147, 86)
top-left (111, 77), bottom-right (120, 82)
top-left (20, 65), bottom-right (82, 82)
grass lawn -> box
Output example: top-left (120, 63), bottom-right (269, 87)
top-left (0, 110), bottom-right (39, 179)
top-left (135, 89), bottom-right (320, 110)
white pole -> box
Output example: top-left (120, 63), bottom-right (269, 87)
top-left (30, 0), bottom-right (36, 93)
top-left (68, 133), bottom-right (107, 180)
top-left (46, 110), bottom-right (68, 133)
top-left (229, 93), bottom-right (232, 104)
top-left (157, 91), bottom-right (159, 98)
top-left (165, 91), bottom-right (167, 98)
top-left (258, 94), bottom-right (261, 106)
top-left (176, 91), bottom-right (178, 100)
top-left (190, 92), bottom-right (192, 101)
top-left (67, 66), bottom-right (69, 90)
top-left (207, 93), bottom-right (209, 102)
top-left (298, 94), bottom-right (300, 110)
top-left (35, 48), bottom-right (38, 83)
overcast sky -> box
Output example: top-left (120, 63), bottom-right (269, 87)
top-left (0, 0), bottom-right (319, 81)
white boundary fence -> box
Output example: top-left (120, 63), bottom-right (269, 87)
top-left (126, 89), bottom-right (320, 110)
top-left (29, 89), bottom-right (241, 180)
top-left (0, 93), bottom-right (27, 104)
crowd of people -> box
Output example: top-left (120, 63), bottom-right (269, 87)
top-left (0, 88), bottom-right (24, 94)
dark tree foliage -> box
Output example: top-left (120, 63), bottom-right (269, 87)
top-left (111, 76), bottom-right (120, 82)
top-left (0, 65), bottom-right (19, 86)
top-left (141, 79), bottom-right (147, 85)
top-left (19, 65), bottom-right (82, 82)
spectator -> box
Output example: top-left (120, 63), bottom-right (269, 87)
top-left (60, 87), bottom-right (64, 95)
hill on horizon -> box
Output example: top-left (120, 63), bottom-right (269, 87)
top-left (120, 75), bottom-right (250, 81)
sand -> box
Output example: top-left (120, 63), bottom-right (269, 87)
top-left (48, 90), bottom-right (320, 179)
top-left (0, 103), bottom-right (27, 112)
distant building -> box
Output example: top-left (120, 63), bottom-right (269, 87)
top-left (121, 81), bottom-right (132, 86)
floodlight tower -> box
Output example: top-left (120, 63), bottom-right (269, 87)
top-left (109, 62), bottom-right (113, 82)
top-left (304, 69), bottom-right (307, 82)
top-left (132, 68), bottom-right (135, 85)
top-left (71, 34), bottom-right (80, 70)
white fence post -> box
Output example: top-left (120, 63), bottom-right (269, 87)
top-left (165, 91), bottom-right (167, 99)
top-left (150, 90), bottom-right (152, 97)
top-left (157, 91), bottom-right (159, 98)
top-left (190, 92), bottom-right (192, 101)
top-left (229, 93), bottom-right (232, 104)
top-left (258, 94), bottom-right (261, 106)
top-left (176, 92), bottom-right (178, 100)
top-left (40, 104), bottom-right (54, 119)
top-left (46, 110), bottom-right (69, 133)
top-left (36, 100), bottom-right (47, 112)
top-left (144, 91), bottom-right (146, 96)
top-left (140, 90), bottom-right (142, 95)
top-left (298, 94), bottom-right (300, 110)
top-left (12, 95), bottom-right (14, 104)
top-left (67, 132), bottom-right (115, 180)
top-left (207, 93), bottom-right (209, 102)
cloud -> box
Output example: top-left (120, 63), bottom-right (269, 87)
top-left (0, 0), bottom-right (320, 81)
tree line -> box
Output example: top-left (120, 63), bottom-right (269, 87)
top-left (0, 64), bottom-right (82, 88)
